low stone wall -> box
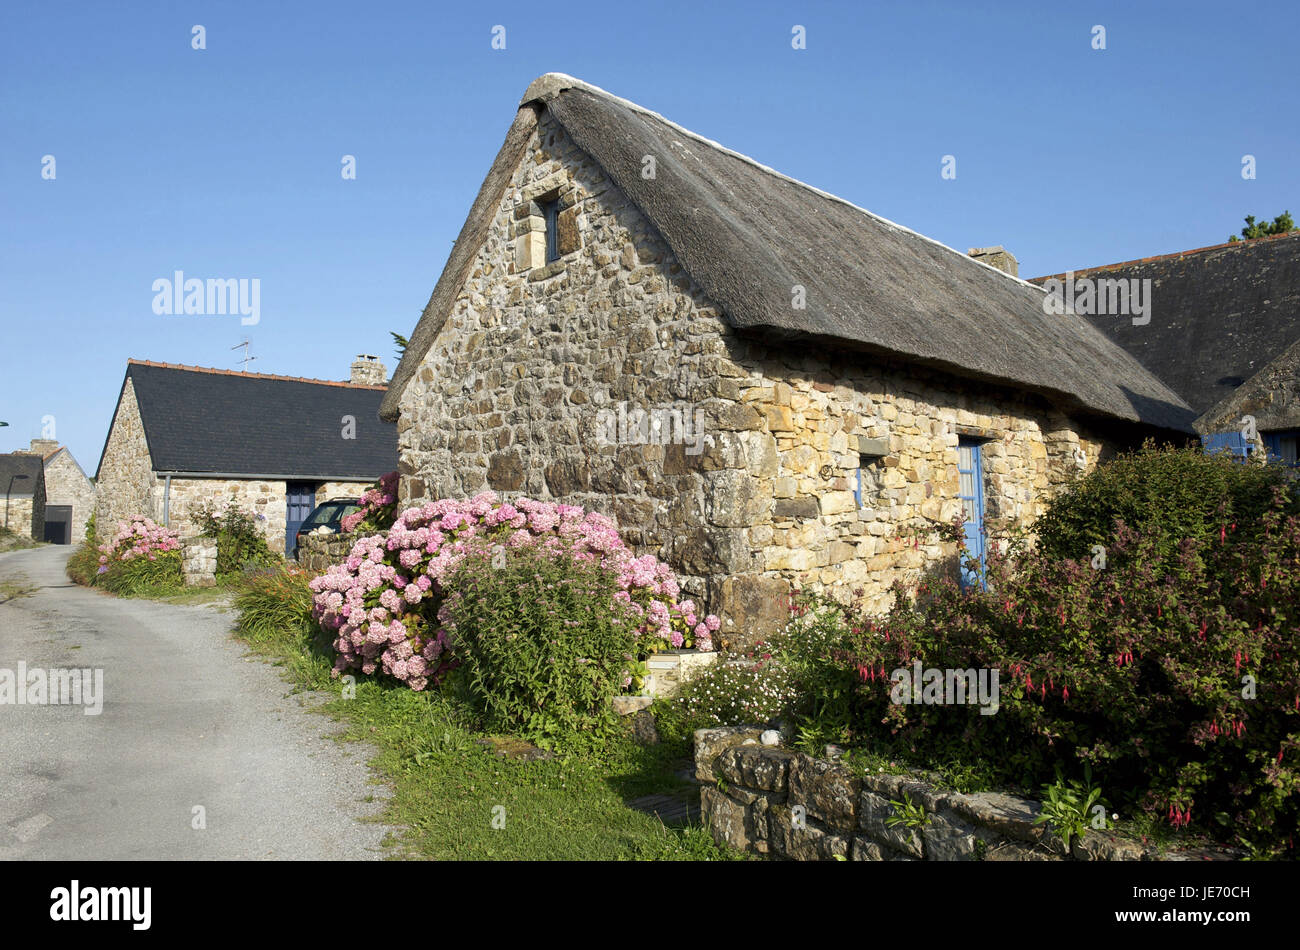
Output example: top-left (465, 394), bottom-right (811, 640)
top-left (296, 532), bottom-right (360, 574)
top-left (181, 536), bottom-right (216, 587)
top-left (695, 727), bottom-right (1237, 862)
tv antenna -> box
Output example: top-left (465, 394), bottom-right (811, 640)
top-left (232, 339), bottom-right (256, 373)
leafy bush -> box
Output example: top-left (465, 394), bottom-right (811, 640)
top-left (786, 445), bottom-right (1300, 856)
top-left (98, 550), bottom-right (183, 596)
top-left (191, 499), bottom-right (279, 574)
top-left (310, 493), bottom-right (718, 692)
top-left (440, 545), bottom-right (636, 748)
top-left (66, 540), bottom-right (101, 586)
top-left (341, 471), bottom-right (399, 534)
top-left (1034, 440), bottom-right (1297, 571)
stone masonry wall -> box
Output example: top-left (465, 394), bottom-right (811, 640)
top-left (695, 727), bottom-right (1236, 862)
top-left (44, 450), bottom-right (96, 542)
top-left (396, 109), bottom-right (1110, 648)
top-left (4, 495), bottom-right (42, 540)
top-left (94, 377), bottom-right (157, 536)
top-left (316, 481), bottom-right (368, 506)
top-left (159, 478), bottom-right (289, 553)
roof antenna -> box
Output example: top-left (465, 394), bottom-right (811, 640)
top-left (232, 339), bottom-right (256, 373)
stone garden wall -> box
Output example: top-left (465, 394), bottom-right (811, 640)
top-left (395, 107), bottom-right (1112, 651)
top-left (695, 727), bottom-right (1237, 862)
top-left (296, 532), bottom-right (360, 574)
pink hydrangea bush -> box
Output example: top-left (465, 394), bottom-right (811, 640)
top-left (97, 516), bottom-right (181, 573)
top-left (310, 493), bottom-right (720, 690)
top-left (341, 471), bottom-right (399, 534)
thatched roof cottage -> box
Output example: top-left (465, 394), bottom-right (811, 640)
top-left (382, 74), bottom-right (1193, 646)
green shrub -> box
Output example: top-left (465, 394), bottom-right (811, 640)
top-left (98, 550), bottom-right (184, 596)
top-left (441, 544), bottom-right (637, 750)
top-left (1034, 440), bottom-right (1297, 570)
top-left (788, 445), bottom-right (1300, 856)
top-left (66, 541), bottom-right (100, 586)
top-left (192, 500), bottom-right (280, 575)
top-left (234, 563), bottom-right (319, 644)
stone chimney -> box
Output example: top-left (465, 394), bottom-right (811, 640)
top-left (349, 354), bottom-right (388, 387)
top-left (28, 439), bottom-right (59, 456)
top-left (968, 246), bottom-right (1019, 277)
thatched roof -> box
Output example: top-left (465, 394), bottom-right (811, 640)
top-left (382, 74), bottom-right (1193, 432)
top-left (1031, 230), bottom-right (1300, 416)
top-left (1195, 336), bottom-right (1300, 434)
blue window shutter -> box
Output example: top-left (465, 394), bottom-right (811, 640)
top-left (1203, 431), bottom-right (1248, 459)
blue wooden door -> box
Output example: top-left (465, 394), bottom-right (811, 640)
top-left (957, 439), bottom-right (986, 589)
top-left (285, 482), bottom-right (316, 556)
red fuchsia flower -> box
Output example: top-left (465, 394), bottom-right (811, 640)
top-left (1211, 722), bottom-right (1219, 735)
top-left (1278, 749), bottom-right (1285, 766)
top-left (1062, 685), bottom-right (1069, 702)
top-left (1236, 720), bottom-right (1245, 737)
top-left (1199, 620), bottom-right (1207, 640)
top-left (1039, 683), bottom-right (1046, 700)
top-left (1234, 650), bottom-right (1241, 673)
top-left (1220, 525), bottom-right (1226, 542)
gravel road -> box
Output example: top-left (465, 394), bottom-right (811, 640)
top-left (0, 545), bottom-right (394, 859)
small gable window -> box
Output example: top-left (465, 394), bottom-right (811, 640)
top-left (542, 198), bottom-right (560, 263)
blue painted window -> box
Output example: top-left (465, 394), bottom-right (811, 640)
top-left (1263, 429), bottom-right (1300, 468)
top-left (957, 439), bottom-right (986, 590)
top-left (1202, 431), bottom-right (1252, 460)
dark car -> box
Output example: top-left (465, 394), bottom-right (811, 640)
top-left (292, 498), bottom-right (360, 559)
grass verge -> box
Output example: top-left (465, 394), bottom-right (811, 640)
top-left (231, 576), bottom-right (743, 861)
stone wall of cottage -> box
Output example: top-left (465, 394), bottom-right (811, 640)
top-left (158, 478), bottom-right (290, 553)
top-left (44, 451), bottom-right (97, 543)
top-left (316, 481), bottom-right (368, 505)
top-left (94, 377), bottom-right (157, 537)
top-left (4, 495), bottom-right (43, 540)
top-left (396, 109), bottom-right (1108, 648)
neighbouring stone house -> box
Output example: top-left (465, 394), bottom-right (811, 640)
top-left (94, 357), bottom-right (398, 555)
top-left (0, 453), bottom-right (46, 541)
top-left (380, 74), bottom-right (1194, 647)
top-left (1030, 230), bottom-right (1300, 464)
top-left (20, 439), bottom-right (97, 543)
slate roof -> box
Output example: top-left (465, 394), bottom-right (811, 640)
top-left (382, 73), bottom-right (1195, 433)
top-left (1195, 336), bottom-right (1300, 434)
top-left (0, 454), bottom-right (45, 496)
top-left (1030, 230), bottom-right (1300, 416)
top-left (99, 361), bottom-right (398, 480)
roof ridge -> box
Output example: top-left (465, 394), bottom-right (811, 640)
top-left (126, 359), bottom-right (387, 391)
top-left (1030, 228), bottom-right (1300, 282)
top-left (521, 73), bottom-right (1046, 294)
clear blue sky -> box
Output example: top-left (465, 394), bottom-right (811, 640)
top-left (2, 0), bottom-right (1296, 470)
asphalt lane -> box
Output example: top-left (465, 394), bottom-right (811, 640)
top-left (0, 545), bottom-right (393, 859)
